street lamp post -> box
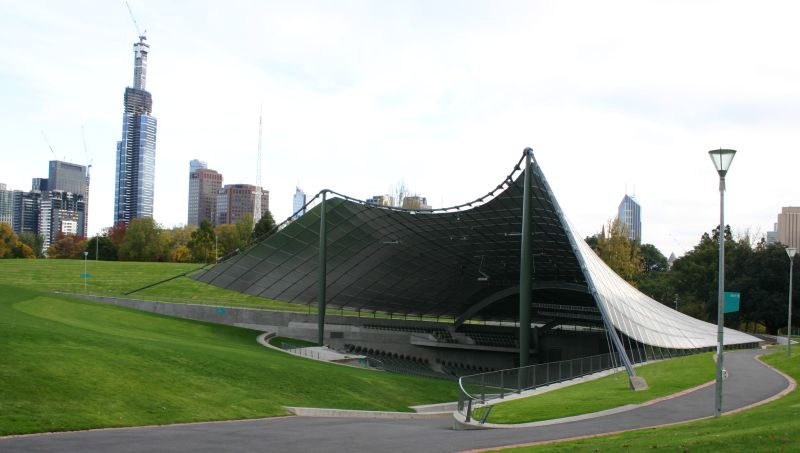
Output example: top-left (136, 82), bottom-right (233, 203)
top-left (709, 148), bottom-right (736, 417)
top-left (83, 251), bottom-right (89, 294)
top-left (787, 247), bottom-right (796, 357)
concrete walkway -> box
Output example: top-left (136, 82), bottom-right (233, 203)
top-left (0, 349), bottom-right (792, 453)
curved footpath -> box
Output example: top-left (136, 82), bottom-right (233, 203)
top-left (0, 349), bottom-right (792, 453)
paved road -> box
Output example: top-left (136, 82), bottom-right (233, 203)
top-left (0, 349), bottom-right (790, 453)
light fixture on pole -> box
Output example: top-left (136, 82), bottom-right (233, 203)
top-left (787, 247), bottom-right (796, 357)
top-left (709, 148), bottom-right (735, 417)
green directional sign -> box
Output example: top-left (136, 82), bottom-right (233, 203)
top-left (724, 292), bottom-right (740, 313)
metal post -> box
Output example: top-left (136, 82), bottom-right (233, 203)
top-left (518, 148), bottom-right (533, 368)
top-left (788, 253), bottom-right (795, 357)
top-left (715, 175), bottom-right (726, 417)
top-left (83, 251), bottom-right (88, 294)
top-left (95, 235), bottom-right (99, 260)
top-left (317, 191), bottom-right (328, 346)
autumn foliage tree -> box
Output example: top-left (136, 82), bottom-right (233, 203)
top-left (590, 219), bottom-right (642, 285)
top-left (47, 233), bottom-right (87, 259)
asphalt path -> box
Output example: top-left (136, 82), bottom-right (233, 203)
top-left (0, 349), bottom-right (790, 453)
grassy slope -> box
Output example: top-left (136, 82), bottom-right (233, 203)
top-left (0, 284), bottom-right (458, 436)
top-left (485, 353), bottom-right (715, 424)
top-left (0, 259), bottom-right (306, 311)
top-left (497, 352), bottom-right (798, 452)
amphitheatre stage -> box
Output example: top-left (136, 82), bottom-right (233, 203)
top-left (195, 148), bottom-right (760, 379)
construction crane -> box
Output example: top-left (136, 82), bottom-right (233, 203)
top-left (41, 131), bottom-right (63, 160)
top-left (125, 1), bottom-right (146, 40)
top-left (81, 126), bottom-right (93, 181)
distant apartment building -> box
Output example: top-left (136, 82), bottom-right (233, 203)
top-left (12, 190), bottom-right (41, 235)
top-left (39, 191), bottom-right (86, 252)
top-left (777, 207), bottom-right (800, 249)
top-left (187, 160), bottom-right (223, 226)
top-left (47, 160), bottom-right (88, 237)
top-left (366, 194), bottom-right (394, 207)
top-left (2, 161), bottom-right (89, 255)
top-left (292, 186), bottom-right (307, 219)
top-left (402, 195), bottom-right (431, 210)
top-left (617, 194), bottom-right (642, 243)
top-left (215, 184), bottom-right (270, 226)
top-left (0, 184), bottom-right (13, 226)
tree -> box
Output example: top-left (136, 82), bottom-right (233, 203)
top-left (235, 214), bottom-right (254, 246)
top-left (634, 243), bottom-right (674, 308)
top-left (107, 221), bottom-right (127, 247)
top-left (590, 219), bottom-right (642, 285)
top-left (639, 243), bottom-right (668, 272)
top-left (0, 223), bottom-right (17, 258)
top-left (10, 241), bottom-right (35, 258)
top-left (171, 245), bottom-right (193, 263)
top-left (252, 210), bottom-right (276, 242)
top-left (391, 180), bottom-right (409, 208)
top-left (188, 219), bottom-right (216, 263)
top-left (161, 225), bottom-right (195, 262)
top-left (670, 225), bottom-right (750, 324)
top-left (216, 224), bottom-right (241, 257)
top-left (728, 242), bottom-right (796, 334)
top-left (47, 233), bottom-right (87, 259)
top-left (85, 236), bottom-right (118, 261)
top-left (18, 232), bottom-right (44, 258)
top-left (118, 218), bottom-right (163, 262)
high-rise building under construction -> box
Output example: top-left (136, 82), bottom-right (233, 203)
top-left (114, 35), bottom-right (157, 224)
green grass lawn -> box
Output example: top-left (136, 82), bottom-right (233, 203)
top-left (0, 259), bottom-right (309, 311)
top-left (0, 260), bottom-right (457, 323)
top-left (483, 353), bottom-right (715, 424)
top-left (0, 284), bottom-right (458, 436)
top-left (493, 351), bottom-right (798, 452)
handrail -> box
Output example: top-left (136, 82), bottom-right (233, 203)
top-left (456, 346), bottom-right (706, 424)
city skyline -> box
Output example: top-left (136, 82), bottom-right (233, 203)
top-left (1, 1), bottom-right (799, 257)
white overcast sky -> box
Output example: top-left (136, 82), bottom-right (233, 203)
top-left (1, 0), bottom-right (798, 257)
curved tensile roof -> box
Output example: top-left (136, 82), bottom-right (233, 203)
top-left (195, 152), bottom-right (759, 349)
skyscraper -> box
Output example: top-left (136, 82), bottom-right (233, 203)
top-left (114, 35), bottom-right (157, 225)
top-left (48, 160), bottom-right (88, 237)
top-left (777, 207), bottom-right (800, 249)
top-left (215, 184), bottom-right (269, 226)
top-left (292, 186), bottom-right (307, 219)
top-left (0, 184), bottom-right (12, 227)
top-left (188, 160), bottom-right (223, 226)
top-left (617, 194), bottom-right (641, 243)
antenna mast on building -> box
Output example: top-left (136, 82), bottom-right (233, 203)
top-left (82, 126), bottom-right (93, 244)
top-left (81, 126), bottom-right (93, 182)
top-left (254, 105), bottom-right (263, 222)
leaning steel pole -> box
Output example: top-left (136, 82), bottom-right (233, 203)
top-left (317, 191), bottom-right (328, 346)
top-left (518, 148), bottom-right (533, 369)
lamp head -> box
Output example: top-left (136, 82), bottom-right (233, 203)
top-left (788, 247), bottom-right (797, 259)
top-left (708, 149), bottom-right (736, 177)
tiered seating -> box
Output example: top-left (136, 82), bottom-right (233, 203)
top-left (466, 332), bottom-right (517, 348)
top-left (362, 324), bottom-right (455, 343)
top-left (343, 344), bottom-right (452, 380)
